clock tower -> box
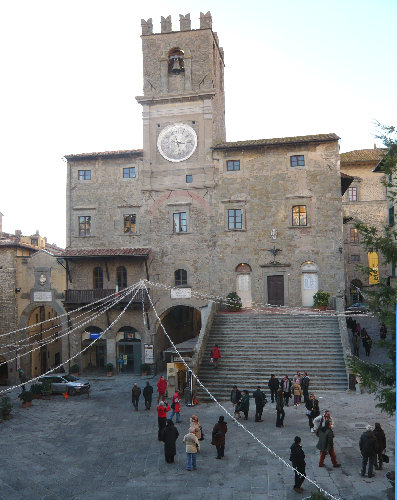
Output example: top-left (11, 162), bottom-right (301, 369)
top-left (136, 12), bottom-right (225, 190)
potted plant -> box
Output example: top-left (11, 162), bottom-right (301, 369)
top-left (30, 383), bottom-right (43, 399)
top-left (141, 363), bottom-right (150, 376)
top-left (226, 291), bottom-right (242, 311)
top-left (70, 364), bottom-right (79, 376)
top-left (41, 378), bottom-right (53, 399)
top-left (18, 390), bottom-right (33, 408)
top-left (312, 290), bottom-right (330, 310)
top-left (303, 490), bottom-right (329, 500)
top-left (0, 396), bottom-right (12, 420)
top-left (106, 363), bottom-right (114, 376)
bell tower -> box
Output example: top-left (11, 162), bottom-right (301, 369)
top-left (136, 12), bottom-right (225, 190)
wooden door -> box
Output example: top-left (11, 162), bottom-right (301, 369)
top-left (267, 275), bottom-right (284, 305)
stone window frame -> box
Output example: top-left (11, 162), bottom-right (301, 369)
top-left (78, 169), bottom-right (91, 181)
top-left (122, 166), bottom-right (137, 179)
top-left (174, 268), bottom-right (188, 286)
top-left (290, 155), bottom-right (305, 168)
top-left (186, 174), bottom-right (193, 184)
top-left (93, 266), bottom-right (103, 289)
top-left (78, 215), bottom-right (92, 237)
top-left (291, 205), bottom-right (307, 227)
top-left (350, 254), bottom-right (360, 263)
top-left (287, 197), bottom-right (311, 228)
top-left (117, 266), bottom-right (127, 289)
top-left (348, 186), bottom-right (358, 202)
top-left (223, 204), bottom-right (246, 231)
top-left (168, 202), bottom-right (191, 234)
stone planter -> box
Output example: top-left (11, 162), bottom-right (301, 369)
top-left (22, 401), bottom-right (32, 408)
top-left (107, 372), bottom-right (113, 377)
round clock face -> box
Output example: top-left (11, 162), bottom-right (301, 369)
top-left (157, 123), bottom-right (197, 162)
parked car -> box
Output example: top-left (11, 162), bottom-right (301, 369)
top-left (38, 374), bottom-right (90, 396)
top-left (346, 302), bottom-right (369, 313)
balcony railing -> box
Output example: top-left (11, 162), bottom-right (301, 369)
top-left (64, 288), bottom-right (149, 308)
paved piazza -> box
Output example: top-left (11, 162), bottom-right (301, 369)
top-left (0, 374), bottom-right (394, 500)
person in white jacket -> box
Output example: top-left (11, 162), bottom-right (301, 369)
top-left (183, 427), bottom-right (200, 471)
top-left (313, 410), bottom-right (334, 433)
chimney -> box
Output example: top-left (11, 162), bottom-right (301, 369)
top-left (15, 229), bottom-right (22, 239)
top-left (35, 230), bottom-right (40, 235)
top-left (374, 143), bottom-right (377, 151)
top-left (0, 212), bottom-right (3, 235)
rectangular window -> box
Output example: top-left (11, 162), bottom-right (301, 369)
top-left (123, 214), bottom-right (136, 233)
top-left (123, 167), bottom-right (136, 178)
top-left (292, 205), bottom-right (307, 226)
top-left (226, 160), bottom-right (240, 171)
top-left (290, 155), bottom-right (305, 167)
top-left (350, 228), bottom-right (359, 243)
top-left (350, 254), bottom-right (360, 262)
top-left (78, 170), bottom-right (91, 180)
top-left (389, 206), bottom-right (394, 226)
top-left (78, 216), bottom-right (91, 236)
top-left (348, 187), bottom-right (357, 202)
top-left (173, 212), bottom-right (187, 233)
top-left (228, 209), bottom-right (243, 230)
top-left (186, 175), bottom-right (193, 183)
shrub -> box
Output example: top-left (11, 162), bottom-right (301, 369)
top-left (106, 363), bottom-right (114, 372)
top-left (70, 364), bottom-right (79, 373)
top-left (313, 290), bottom-right (330, 308)
top-left (0, 396), bottom-right (12, 419)
top-left (226, 292), bottom-right (242, 311)
top-left (30, 384), bottom-right (43, 395)
top-left (18, 390), bottom-right (33, 403)
top-left (306, 491), bottom-right (329, 500)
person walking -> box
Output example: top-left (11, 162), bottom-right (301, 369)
top-left (362, 332), bottom-right (372, 357)
top-left (239, 390), bottom-right (250, 420)
top-left (157, 400), bottom-right (170, 440)
top-left (373, 422), bottom-right (386, 470)
top-left (190, 414), bottom-right (202, 441)
top-left (131, 383), bottom-right (141, 411)
top-left (380, 323), bottom-right (387, 340)
top-left (282, 375), bottom-right (292, 406)
top-left (252, 386), bottom-right (266, 422)
top-left (292, 379), bottom-right (302, 407)
top-left (352, 331), bottom-right (360, 357)
top-left (230, 385), bottom-right (242, 418)
top-left (18, 368), bottom-right (27, 391)
top-left (316, 421), bottom-right (341, 468)
top-left (290, 436), bottom-right (306, 494)
top-left (117, 355), bottom-right (124, 373)
top-left (268, 374), bottom-right (279, 403)
top-left (301, 372), bottom-right (310, 403)
top-left (296, 371), bottom-right (303, 403)
top-left (183, 426), bottom-right (200, 470)
top-left (210, 344), bottom-right (221, 368)
top-left (170, 389), bottom-right (181, 423)
top-left (211, 415), bottom-right (228, 459)
top-left (313, 410), bottom-right (334, 433)
top-left (276, 387), bottom-right (285, 428)
top-left (156, 375), bottom-right (167, 403)
top-left (359, 425), bottom-right (377, 477)
top-left (306, 394), bottom-right (320, 432)
top-left (160, 419), bottom-right (179, 463)
top-left (143, 381), bottom-right (153, 410)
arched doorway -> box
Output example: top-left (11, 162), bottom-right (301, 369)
top-left (350, 279), bottom-right (363, 304)
top-left (116, 327), bottom-right (141, 374)
top-left (301, 261), bottom-right (318, 307)
top-left (235, 263), bottom-right (252, 307)
top-left (26, 305), bottom-right (62, 378)
top-left (156, 306), bottom-right (201, 364)
top-left (82, 326), bottom-right (106, 370)
top-left (0, 356), bottom-right (8, 385)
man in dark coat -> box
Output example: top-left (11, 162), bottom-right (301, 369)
top-left (290, 436), bottom-right (306, 493)
top-left (281, 375), bottom-right (292, 406)
top-left (230, 385), bottom-right (242, 418)
top-left (252, 386), bottom-right (266, 422)
top-left (161, 419), bottom-right (179, 463)
top-left (305, 393), bottom-right (320, 431)
top-left (211, 415), bottom-right (228, 459)
top-left (373, 422), bottom-right (386, 470)
top-left (276, 388), bottom-right (285, 428)
top-left (268, 374), bottom-right (279, 403)
top-left (143, 381), bottom-right (153, 410)
top-left (131, 383), bottom-right (141, 411)
top-left (359, 425), bottom-right (378, 477)
top-left (301, 372), bottom-right (310, 403)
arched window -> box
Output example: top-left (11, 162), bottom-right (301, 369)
top-left (175, 269), bottom-right (187, 286)
top-left (168, 48), bottom-right (185, 74)
top-left (117, 266), bottom-right (127, 289)
top-left (93, 267), bottom-right (103, 289)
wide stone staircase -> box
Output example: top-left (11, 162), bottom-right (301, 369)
top-left (196, 312), bottom-right (348, 401)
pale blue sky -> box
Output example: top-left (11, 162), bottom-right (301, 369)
top-left (1, 0), bottom-right (396, 247)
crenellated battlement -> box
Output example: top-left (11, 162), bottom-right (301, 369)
top-left (141, 11), bottom-right (212, 35)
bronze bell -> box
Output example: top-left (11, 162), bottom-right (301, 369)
top-left (171, 56), bottom-right (182, 74)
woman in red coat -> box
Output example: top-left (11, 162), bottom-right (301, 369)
top-left (157, 375), bottom-right (167, 402)
top-left (211, 345), bottom-right (221, 369)
top-left (157, 401), bottom-right (170, 440)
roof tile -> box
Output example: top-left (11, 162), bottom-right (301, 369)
top-left (213, 133), bottom-right (340, 150)
top-left (62, 248), bottom-right (151, 258)
top-left (340, 148), bottom-right (387, 163)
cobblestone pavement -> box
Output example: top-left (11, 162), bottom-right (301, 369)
top-left (0, 374), bottom-right (394, 500)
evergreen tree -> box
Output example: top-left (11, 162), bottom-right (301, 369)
top-left (348, 122), bottom-right (397, 416)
